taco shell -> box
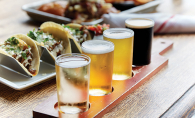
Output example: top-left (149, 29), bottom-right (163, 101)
top-left (38, 21), bottom-right (71, 59)
top-left (65, 23), bottom-right (94, 53)
top-left (0, 34), bottom-right (40, 77)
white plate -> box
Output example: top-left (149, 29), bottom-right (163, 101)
top-left (0, 61), bottom-right (56, 90)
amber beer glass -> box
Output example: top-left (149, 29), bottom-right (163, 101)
top-left (103, 28), bottom-right (134, 80)
top-left (82, 40), bottom-right (114, 96)
top-left (55, 53), bottom-right (91, 114)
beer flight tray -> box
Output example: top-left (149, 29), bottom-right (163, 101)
top-left (33, 39), bottom-right (173, 118)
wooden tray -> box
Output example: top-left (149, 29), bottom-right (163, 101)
top-left (33, 39), bottom-right (173, 118)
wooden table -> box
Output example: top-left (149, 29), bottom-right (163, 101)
top-left (1, 0), bottom-right (195, 117)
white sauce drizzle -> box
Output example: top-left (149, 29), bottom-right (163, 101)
top-left (0, 43), bottom-right (32, 68)
top-left (50, 43), bottom-right (63, 57)
top-left (64, 27), bottom-right (87, 44)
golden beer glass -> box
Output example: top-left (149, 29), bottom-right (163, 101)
top-left (103, 28), bottom-right (134, 80)
top-left (82, 40), bottom-right (114, 96)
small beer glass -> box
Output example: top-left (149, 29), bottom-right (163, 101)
top-left (55, 53), bottom-right (91, 114)
top-left (125, 18), bottom-right (154, 66)
top-left (103, 28), bottom-right (134, 80)
top-left (82, 40), bottom-right (114, 96)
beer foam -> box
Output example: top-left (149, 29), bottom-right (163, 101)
top-left (56, 54), bottom-right (90, 68)
top-left (81, 40), bottom-right (114, 54)
top-left (103, 28), bottom-right (134, 39)
top-left (125, 18), bottom-right (154, 29)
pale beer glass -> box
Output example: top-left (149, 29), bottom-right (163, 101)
top-left (103, 28), bottom-right (134, 80)
top-left (82, 40), bottom-right (114, 96)
top-left (55, 53), bottom-right (91, 114)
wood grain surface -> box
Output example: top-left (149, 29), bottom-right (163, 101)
top-left (1, 0), bottom-right (195, 117)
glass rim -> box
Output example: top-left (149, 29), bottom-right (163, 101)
top-left (81, 40), bottom-right (114, 54)
top-left (103, 28), bottom-right (134, 39)
top-left (125, 18), bottom-right (154, 29)
top-left (55, 53), bottom-right (91, 68)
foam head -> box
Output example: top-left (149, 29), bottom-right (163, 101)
top-left (81, 40), bottom-right (114, 54)
top-left (55, 54), bottom-right (91, 68)
top-left (103, 28), bottom-right (134, 39)
top-left (125, 18), bottom-right (154, 29)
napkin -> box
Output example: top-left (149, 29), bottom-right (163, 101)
top-left (103, 13), bottom-right (195, 33)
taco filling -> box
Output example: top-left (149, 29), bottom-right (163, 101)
top-left (62, 24), bottom-right (88, 44)
top-left (0, 37), bottom-right (36, 74)
top-left (27, 30), bottom-right (64, 57)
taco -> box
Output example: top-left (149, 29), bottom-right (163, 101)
top-left (27, 22), bottom-right (71, 59)
top-left (0, 34), bottom-right (40, 76)
top-left (61, 23), bottom-right (94, 53)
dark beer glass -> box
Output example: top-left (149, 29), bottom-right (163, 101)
top-left (125, 18), bottom-right (154, 66)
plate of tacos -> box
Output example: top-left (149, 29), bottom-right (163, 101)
top-left (0, 34), bottom-right (57, 90)
top-left (0, 22), bottom-right (94, 90)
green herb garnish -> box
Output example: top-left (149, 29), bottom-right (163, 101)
top-left (9, 48), bottom-right (15, 51)
top-left (6, 48), bottom-right (15, 51)
top-left (64, 25), bottom-right (70, 28)
top-left (21, 53), bottom-right (27, 59)
top-left (7, 37), bottom-right (19, 46)
top-left (27, 31), bottom-right (36, 40)
top-left (43, 38), bottom-right (49, 43)
top-left (36, 30), bottom-right (43, 35)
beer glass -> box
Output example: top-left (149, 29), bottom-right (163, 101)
top-left (55, 53), bottom-right (91, 114)
top-left (103, 28), bottom-right (134, 80)
top-left (125, 18), bottom-right (154, 66)
top-left (82, 40), bottom-right (114, 96)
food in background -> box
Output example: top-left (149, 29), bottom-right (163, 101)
top-left (37, 0), bottom-right (119, 23)
top-left (134, 0), bottom-right (153, 5)
top-left (105, 0), bottom-right (133, 3)
top-left (0, 34), bottom-right (40, 76)
top-left (64, 0), bottom-right (120, 23)
top-left (105, 0), bottom-right (152, 5)
top-left (38, 1), bottom-right (68, 16)
top-left (87, 24), bottom-right (110, 36)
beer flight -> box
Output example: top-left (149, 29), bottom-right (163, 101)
top-left (55, 18), bottom-right (154, 114)
top-left (0, 18), bottom-right (154, 114)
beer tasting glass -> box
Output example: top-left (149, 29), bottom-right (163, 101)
top-left (82, 40), bottom-right (114, 96)
top-left (55, 53), bottom-right (91, 114)
top-left (125, 18), bottom-right (154, 66)
top-left (103, 28), bottom-right (134, 80)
